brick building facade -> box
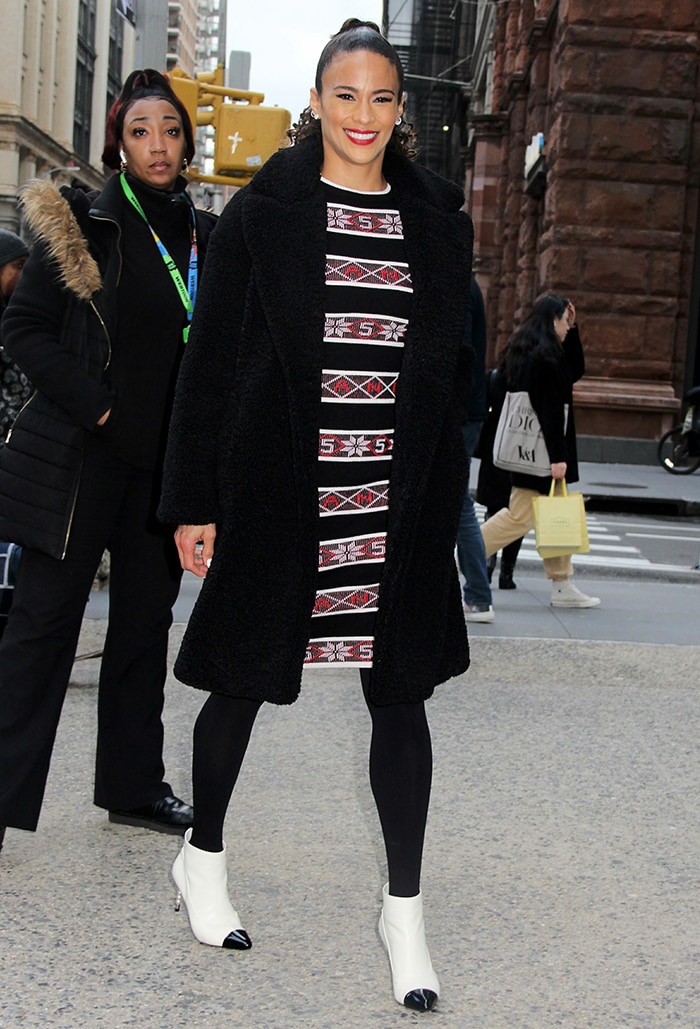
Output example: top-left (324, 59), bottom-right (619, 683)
top-left (465, 0), bottom-right (700, 460)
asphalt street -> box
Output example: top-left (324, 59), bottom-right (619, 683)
top-left (1, 460), bottom-right (699, 1029)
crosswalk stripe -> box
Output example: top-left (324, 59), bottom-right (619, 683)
top-left (474, 502), bottom-right (653, 570)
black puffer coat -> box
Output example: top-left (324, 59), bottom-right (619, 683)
top-left (0, 176), bottom-right (216, 559)
top-left (159, 136), bottom-right (474, 706)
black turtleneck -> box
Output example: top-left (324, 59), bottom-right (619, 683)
top-left (100, 173), bottom-right (192, 470)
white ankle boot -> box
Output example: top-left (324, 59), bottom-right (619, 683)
top-left (172, 828), bottom-right (251, 949)
top-left (378, 884), bottom-right (440, 1011)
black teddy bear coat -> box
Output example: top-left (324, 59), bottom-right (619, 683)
top-left (159, 135), bottom-right (474, 706)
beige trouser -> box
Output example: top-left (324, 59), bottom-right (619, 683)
top-left (481, 486), bottom-right (573, 581)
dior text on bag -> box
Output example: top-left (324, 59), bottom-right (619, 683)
top-left (492, 391), bottom-right (550, 476)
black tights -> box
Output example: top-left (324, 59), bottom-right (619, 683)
top-left (189, 673), bottom-right (432, 897)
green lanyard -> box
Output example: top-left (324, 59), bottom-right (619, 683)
top-left (119, 173), bottom-right (198, 342)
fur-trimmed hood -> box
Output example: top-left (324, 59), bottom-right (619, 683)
top-left (19, 180), bottom-right (102, 301)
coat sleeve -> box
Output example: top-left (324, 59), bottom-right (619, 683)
top-left (528, 359), bottom-right (569, 466)
top-left (464, 275), bottom-right (487, 423)
top-left (1, 239), bottom-right (115, 430)
top-left (158, 193), bottom-right (251, 526)
top-left (563, 323), bottom-right (585, 383)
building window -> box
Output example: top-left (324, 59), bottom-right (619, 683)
top-left (107, 3), bottom-right (125, 116)
top-left (74, 0), bottom-right (97, 160)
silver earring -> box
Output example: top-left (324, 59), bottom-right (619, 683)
top-left (119, 149), bottom-right (127, 172)
top-left (310, 110), bottom-right (319, 120)
top-left (395, 117), bottom-right (402, 126)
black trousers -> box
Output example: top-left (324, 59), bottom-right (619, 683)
top-left (0, 436), bottom-right (182, 831)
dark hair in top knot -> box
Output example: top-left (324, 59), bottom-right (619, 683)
top-left (101, 69), bottom-right (195, 170)
top-left (288, 19), bottom-right (418, 158)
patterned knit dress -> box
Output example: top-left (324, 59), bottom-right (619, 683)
top-left (304, 179), bottom-right (413, 669)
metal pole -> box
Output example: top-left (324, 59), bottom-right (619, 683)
top-left (134, 0), bottom-right (168, 71)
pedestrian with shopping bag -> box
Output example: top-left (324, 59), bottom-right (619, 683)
top-left (481, 294), bottom-right (600, 607)
top-left (475, 368), bottom-right (524, 589)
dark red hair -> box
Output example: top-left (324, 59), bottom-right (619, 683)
top-left (102, 69), bottom-right (195, 169)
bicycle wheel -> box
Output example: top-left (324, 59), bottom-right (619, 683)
top-left (657, 427), bottom-right (700, 474)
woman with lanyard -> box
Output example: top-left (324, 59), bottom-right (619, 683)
top-left (0, 70), bottom-right (216, 852)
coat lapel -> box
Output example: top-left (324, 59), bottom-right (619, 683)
top-left (389, 180), bottom-right (473, 537)
top-left (242, 184), bottom-right (327, 473)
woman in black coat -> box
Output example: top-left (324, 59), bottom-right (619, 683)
top-left (159, 20), bottom-right (473, 1013)
top-left (0, 71), bottom-right (216, 847)
top-left (476, 368), bottom-right (523, 588)
top-left (480, 295), bottom-right (600, 608)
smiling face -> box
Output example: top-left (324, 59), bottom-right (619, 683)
top-left (310, 49), bottom-right (405, 191)
top-left (119, 97), bottom-right (187, 191)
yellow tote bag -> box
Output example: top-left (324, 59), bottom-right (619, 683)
top-left (532, 479), bottom-right (590, 558)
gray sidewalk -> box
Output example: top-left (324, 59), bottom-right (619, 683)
top-left (2, 618), bottom-right (699, 1028)
top-left (480, 458), bottom-right (700, 515)
top-left (575, 458), bottom-right (700, 513)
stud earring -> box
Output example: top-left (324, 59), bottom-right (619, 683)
top-left (119, 149), bottom-right (127, 172)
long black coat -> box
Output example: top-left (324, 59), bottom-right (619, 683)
top-left (159, 136), bottom-right (474, 705)
top-left (510, 326), bottom-right (585, 494)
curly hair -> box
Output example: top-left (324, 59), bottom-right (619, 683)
top-left (102, 69), bottom-right (196, 170)
top-left (501, 294), bottom-right (569, 386)
top-left (287, 19), bottom-right (418, 159)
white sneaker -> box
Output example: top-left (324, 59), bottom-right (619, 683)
top-left (463, 603), bottom-right (495, 623)
top-left (551, 579), bottom-right (601, 608)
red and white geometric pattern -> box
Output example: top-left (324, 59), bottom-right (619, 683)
top-left (318, 430), bottom-right (393, 459)
top-left (318, 533), bottom-right (386, 570)
top-left (305, 638), bottom-right (374, 665)
top-left (312, 584), bottom-right (380, 616)
top-left (327, 203), bottom-right (404, 237)
top-left (318, 481), bottom-right (390, 516)
top-left (321, 371), bottom-right (398, 402)
top-left (324, 313), bottom-right (408, 346)
top-left (326, 257), bottom-right (411, 291)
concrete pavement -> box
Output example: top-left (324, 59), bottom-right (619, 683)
top-left (1, 460), bottom-right (699, 1027)
top-left (2, 611), bottom-right (700, 1027)
top-left (569, 458), bottom-right (700, 515)
top-left (484, 457), bottom-right (700, 516)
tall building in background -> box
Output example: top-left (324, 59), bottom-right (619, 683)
top-left (167, 1), bottom-right (198, 76)
top-left (465, 0), bottom-right (700, 459)
top-left (0, 0), bottom-right (136, 229)
top-left (190, 0), bottom-right (228, 211)
top-left (384, 0), bottom-right (474, 184)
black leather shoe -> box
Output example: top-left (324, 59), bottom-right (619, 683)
top-left (109, 795), bottom-right (194, 835)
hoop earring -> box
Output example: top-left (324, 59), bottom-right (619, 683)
top-left (395, 117), bottom-right (402, 126)
top-left (310, 110), bottom-right (319, 120)
top-left (182, 158), bottom-right (189, 174)
top-left (119, 149), bottom-right (127, 172)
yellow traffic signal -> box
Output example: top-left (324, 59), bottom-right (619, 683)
top-left (214, 104), bottom-right (291, 175)
top-left (169, 68), bottom-right (199, 134)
